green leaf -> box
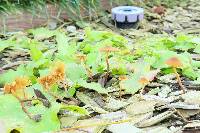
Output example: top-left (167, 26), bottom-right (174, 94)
top-left (121, 74), bottom-right (143, 94)
top-left (29, 41), bottom-right (43, 61)
top-left (66, 63), bottom-right (87, 81)
top-left (28, 28), bottom-right (55, 40)
top-left (110, 57), bottom-right (127, 75)
top-left (56, 31), bottom-right (69, 55)
top-left (174, 42), bottom-right (195, 51)
top-left (78, 79), bottom-right (108, 94)
top-left (192, 60), bottom-right (200, 68)
top-left (0, 94), bottom-right (61, 133)
top-left (182, 67), bottom-right (198, 80)
top-left (194, 44), bottom-right (200, 54)
top-left (0, 65), bottom-right (34, 85)
top-left (67, 87), bottom-right (76, 97)
top-left (0, 40), bottom-right (13, 52)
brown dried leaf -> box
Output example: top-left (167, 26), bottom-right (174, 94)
top-left (38, 62), bottom-right (65, 90)
top-left (4, 76), bottom-right (31, 94)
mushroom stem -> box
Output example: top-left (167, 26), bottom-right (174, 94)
top-left (105, 52), bottom-right (110, 75)
top-left (119, 83), bottom-right (123, 100)
top-left (172, 67), bottom-right (186, 93)
top-left (139, 86), bottom-right (145, 95)
top-left (20, 101), bottom-right (32, 120)
top-left (81, 62), bottom-right (93, 80)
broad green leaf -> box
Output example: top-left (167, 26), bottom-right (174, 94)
top-left (66, 63), bottom-right (87, 81)
top-left (0, 94), bottom-right (61, 133)
top-left (194, 44), bottom-right (200, 54)
top-left (192, 60), bottom-right (200, 68)
top-left (56, 31), bottom-right (69, 55)
top-left (66, 87), bottom-right (76, 97)
top-left (0, 65), bottom-right (34, 85)
top-left (29, 41), bottom-right (43, 61)
top-left (182, 67), bottom-right (198, 80)
top-left (109, 57), bottom-right (127, 75)
top-left (174, 42), bottom-right (195, 51)
top-left (28, 28), bottom-right (55, 40)
top-left (121, 74), bottom-right (143, 94)
top-left (0, 40), bottom-right (13, 52)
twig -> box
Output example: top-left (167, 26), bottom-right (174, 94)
top-left (20, 98), bottom-right (38, 102)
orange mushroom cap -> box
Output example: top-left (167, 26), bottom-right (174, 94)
top-left (99, 46), bottom-right (119, 53)
top-left (166, 57), bottom-right (183, 68)
top-left (119, 75), bottom-right (128, 81)
top-left (139, 77), bottom-right (149, 85)
top-left (76, 54), bottom-right (86, 62)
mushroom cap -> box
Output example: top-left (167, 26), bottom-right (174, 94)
top-left (119, 75), bottom-right (128, 81)
top-left (76, 54), bottom-right (86, 62)
top-left (166, 57), bottom-right (183, 68)
top-left (139, 77), bottom-right (149, 85)
top-left (99, 46), bottom-right (119, 53)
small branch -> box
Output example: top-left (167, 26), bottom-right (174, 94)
top-left (20, 98), bottom-right (38, 102)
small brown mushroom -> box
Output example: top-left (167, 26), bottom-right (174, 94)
top-left (139, 77), bottom-right (150, 95)
top-left (99, 46), bottom-right (119, 75)
top-left (119, 75), bottom-right (128, 99)
top-left (119, 75), bottom-right (128, 81)
top-left (76, 54), bottom-right (93, 79)
top-left (166, 57), bottom-right (186, 93)
top-left (76, 54), bottom-right (87, 62)
top-left (99, 46), bottom-right (119, 53)
top-left (139, 77), bottom-right (149, 85)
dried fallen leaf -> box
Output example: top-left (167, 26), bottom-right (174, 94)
top-left (4, 77), bottom-right (31, 94)
top-left (38, 62), bottom-right (65, 90)
top-left (126, 100), bottom-right (156, 116)
top-left (107, 123), bottom-right (143, 133)
top-left (182, 91), bottom-right (200, 105)
top-left (136, 110), bottom-right (175, 127)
